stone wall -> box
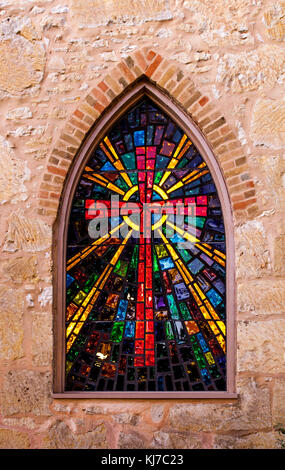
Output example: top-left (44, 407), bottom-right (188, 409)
top-left (0, 0), bottom-right (284, 449)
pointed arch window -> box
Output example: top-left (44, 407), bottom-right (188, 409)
top-left (54, 82), bottom-right (236, 398)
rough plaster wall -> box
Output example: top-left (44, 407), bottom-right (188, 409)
top-left (0, 0), bottom-right (284, 449)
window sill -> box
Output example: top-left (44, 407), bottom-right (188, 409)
top-left (52, 391), bottom-right (238, 399)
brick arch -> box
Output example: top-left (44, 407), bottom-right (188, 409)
top-left (38, 48), bottom-right (258, 221)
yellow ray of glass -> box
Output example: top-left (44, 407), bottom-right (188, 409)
top-left (67, 221), bottom-right (126, 271)
top-left (66, 228), bottom-right (133, 352)
top-left (83, 172), bottom-right (126, 197)
top-left (102, 137), bottom-right (133, 188)
top-left (157, 228), bottom-right (225, 340)
top-left (158, 134), bottom-right (192, 187)
top-left (166, 220), bottom-right (226, 267)
top-left (166, 163), bottom-right (209, 195)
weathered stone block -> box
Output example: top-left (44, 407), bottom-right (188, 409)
top-left (273, 379), bottom-right (285, 428)
top-left (237, 279), bottom-right (285, 316)
top-left (273, 232), bottom-right (285, 275)
top-left (113, 413), bottom-right (140, 425)
top-left (1, 255), bottom-right (38, 284)
top-left (214, 431), bottom-right (280, 449)
top-left (42, 420), bottom-right (108, 449)
top-left (217, 46), bottom-right (285, 93)
top-left (0, 136), bottom-right (29, 205)
top-left (0, 429), bottom-right (30, 449)
top-left (250, 98), bottom-right (285, 149)
top-left (238, 319), bottom-right (285, 374)
top-left (3, 211), bottom-right (51, 253)
top-left (183, 0), bottom-right (259, 47)
top-left (32, 313), bottom-right (52, 366)
top-left (70, 0), bottom-right (173, 26)
top-left (235, 220), bottom-right (271, 279)
top-left (151, 429), bottom-right (203, 449)
top-left (0, 17), bottom-right (46, 98)
top-left (1, 370), bottom-right (52, 416)
top-left (168, 378), bottom-right (271, 432)
top-left (118, 430), bottom-right (149, 449)
top-left (150, 404), bottom-right (165, 423)
top-left (248, 155), bottom-right (285, 212)
top-left (6, 107), bottom-right (33, 120)
top-left (263, 3), bottom-right (285, 41)
top-left (0, 286), bottom-right (24, 361)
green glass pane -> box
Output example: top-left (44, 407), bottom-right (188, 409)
top-left (186, 216), bottom-right (206, 229)
top-left (114, 259), bottom-right (128, 277)
top-left (129, 173), bottom-right (138, 185)
top-left (167, 294), bottom-right (179, 319)
top-left (153, 250), bottom-right (159, 272)
top-left (82, 272), bottom-right (99, 293)
top-left (165, 321), bottom-right (174, 340)
top-left (116, 176), bottom-right (129, 191)
top-left (121, 152), bottom-right (136, 170)
top-left (110, 322), bottom-right (124, 342)
top-left (177, 248), bottom-right (192, 263)
top-left (177, 157), bottom-right (189, 168)
top-left (179, 302), bottom-right (192, 320)
top-left (154, 170), bottom-right (164, 184)
top-left (190, 337), bottom-right (207, 369)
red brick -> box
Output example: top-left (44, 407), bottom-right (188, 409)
top-left (172, 78), bottom-right (191, 99)
top-left (134, 50), bottom-right (147, 71)
top-left (94, 102), bottom-right (105, 114)
top-left (118, 61), bottom-right (136, 83)
top-left (39, 190), bottom-right (49, 199)
top-left (233, 198), bottom-right (257, 211)
top-left (244, 189), bottom-right (256, 199)
top-left (220, 125), bottom-right (232, 136)
top-left (43, 173), bottom-right (52, 182)
top-left (48, 156), bottom-right (59, 165)
top-left (245, 180), bottom-right (255, 188)
top-left (50, 192), bottom-right (61, 199)
top-left (199, 96), bottom-right (209, 107)
top-left (91, 87), bottom-right (109, 107)
top-left (39, 199), bottom-right (58, 209)
top-left (73, 109), bottom-right (84, 120)
top-left (47, 165), bottom-right (67, 177)
top-left (98, 80), bottom-right (108, 92)
top-left (74, 129), bottom-right (85, 141)
top-left (146, 50), bottom-right (156, 61)
top-left (145, 55), bottom-right (163, 78)
top-left (204, 117), bottom-right (226, 134)
top-left (222, 160), bottom-right (235, 171)
top-left (235, 156), bottom-right (247, 166)
top-left (69, 117), bottom-right (89, 132)
top-left (232, 193), bottom-right (244, 202)
top-left (60, 133), bottom-right (80, 146)
top-left (185, 91), bottom-right (202, 109)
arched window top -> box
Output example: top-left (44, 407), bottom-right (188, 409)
top-left (54, 85), bottom-right (236, 398)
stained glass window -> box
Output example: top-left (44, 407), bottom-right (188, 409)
top-left (65, 98), bottom-right (227, 393)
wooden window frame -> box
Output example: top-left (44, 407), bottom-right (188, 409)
top-left (52, 79), bottom-right (237, 399)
